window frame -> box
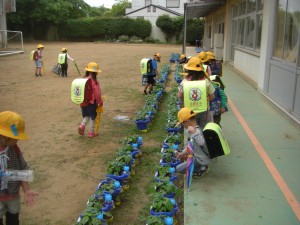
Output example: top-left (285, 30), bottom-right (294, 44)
top-left (273, 0), bottom-right (300, 65)
top-left (231, 0), bottom-right (264, 53)
top-left (166, 0), bottom-right (180, 8)
top-left (145, 0), bottom-right (152, 6)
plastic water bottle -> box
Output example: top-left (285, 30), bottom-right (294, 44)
top-left (3, 170), bottom-right (34, 182)
top-left (114, 180), bottom-right (121, 189)
top-left (164, 217), bottom-right (173, 225)
top-left (132, 143), bottom-right (138, 149)
top-left (169, 167), bottom-right (175, 174)
top-left (172, 144), bottom-right (179, 150)
top-left (96, 212), bottom-right (103, 220)
top-left (169, 198), bottom-right (176, 205)
top-left (104, 193), bottom-right (112, 203)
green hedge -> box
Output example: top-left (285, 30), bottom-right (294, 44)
top-left (59, 17), bottom-right (152, 41)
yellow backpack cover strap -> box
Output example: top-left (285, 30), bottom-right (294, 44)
top-left (183, 80), bottom-right (207, 113)
top-left (71, 78), bottom-right (88, 104)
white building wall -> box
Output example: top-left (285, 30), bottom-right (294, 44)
top-left (234, 50), bottom-right (260, 83)
top-left (127, 0), bottom-right (185, 14)
top-left (258, 0), bottom-right (276, 92)
top-left (125, 6), bottom-right (182, 42)
top-left (126, 0), bottom-right (186, 42)
top-left (202, 0), bottom-right (300, 124)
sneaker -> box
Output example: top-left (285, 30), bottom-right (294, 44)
top-left (143, 90), bottom-right (148, 95)
top-left (149, 90), bottom-right (153, 94)
top-left (88, 131), bottom-right (96, 138)
top-left (78, 125), bottom-right (85, 136)
top-left (193, 166), bottom-right (209, 178)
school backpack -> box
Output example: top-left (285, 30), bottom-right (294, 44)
top-left (30, 50), bottom-right (38, 60)
top-left (210, 60), bottom-right (223, 76)
top-left (140, 58), bottom-right (153, 75)
top-left (58, 53), bottom-right (67, 64)
top-left (203, 122), bottom-right (230, 159)
top-left (71, 78), bottom-right (93, 105)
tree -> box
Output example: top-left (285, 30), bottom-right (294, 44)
top-left (103, 0), bottom-right (131, 17)
top-left (7, 0), bottom-right (91, 39)
top-left (156, 15), bottom-right (183, 41)
top-left (186, 18), bottom-right (205, 45)
top-left (87, 6), bottom-right (109, 17)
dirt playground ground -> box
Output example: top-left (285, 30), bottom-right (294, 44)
top-left (0, 42), bottom-right (182, 225)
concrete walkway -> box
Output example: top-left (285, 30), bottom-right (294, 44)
top-left (183, 48), bottom-right (300, 225)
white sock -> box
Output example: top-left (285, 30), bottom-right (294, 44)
top-left (81, 116), bottom-right (89, 127)
top-left (89, 119), bottom-right (95, 132)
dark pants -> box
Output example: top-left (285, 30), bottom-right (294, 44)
top-left (213, 114), bottom-right (221, 127)
top-left (61, 63), bottom-right (68, 77)
top-left (0, 212), bottom-right (19, 225)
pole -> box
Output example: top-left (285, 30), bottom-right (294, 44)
top-left (74, 61), bottom-right (81, 76)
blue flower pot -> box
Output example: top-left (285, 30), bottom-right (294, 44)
top-left (154, 171), bottom-right (178, 182)
top-left (131, 149), bottom-right (140, 159)
top-left (150, 203), bottom-right (178, 217)
top-left (96, 178), bottom-right (122, 197)
top-left (159, 158), bottom-right (181, 168)
top-left (106, 172), bottom-right (129, 182)
top-left (135, 119), bottom-right (150, 130)
top-left (166, 127), bottom-right (181, 134)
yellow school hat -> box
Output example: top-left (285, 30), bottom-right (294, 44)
top-left (0, 111), bottom-right (28, 140)
top-left (84, 62), bottom-right (102, 73)
top-left (183, 57), bottom-right (204, 71)
top-left (176, 108), bottom-right (197, 127)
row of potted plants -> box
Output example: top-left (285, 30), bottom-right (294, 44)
top-left (174, 62), bottom-right (184, 84)
top-left (146, 79), bottom-right (184, 225)
top-left (76, 134), bottom-right (143, 225)
top-left (76, 60), bottom-right (181, 225)
top-left (135, 64), bottom-right (171, 131)
top-left (169, 53), bottom-right (180, 63)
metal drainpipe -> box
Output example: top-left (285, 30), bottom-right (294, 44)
top-left (182, 3), bottom-right (187, 54)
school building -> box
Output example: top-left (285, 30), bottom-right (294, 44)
top-left (183, 0), bottom-right (300, 125)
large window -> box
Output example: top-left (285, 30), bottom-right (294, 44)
top-left (231, 0), bottom-right (264, 52)
top-left (206, 18), bottom-right (212, 39)
top-left (273, 0), bottom-right (300, 64)
top-left (216, 13), bottom-right (225, 34)
top-left (167, 0), bottom-right (180, 8)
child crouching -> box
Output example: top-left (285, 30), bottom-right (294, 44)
top-left (175, 108), bottom-right (211, 178)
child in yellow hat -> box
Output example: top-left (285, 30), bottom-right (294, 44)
top-left (58, 48), bottom-right (74, 77)
top-left (78, 62), bottom-right (103, 138)
top-left (175, 107), bottom-right (211, 178)
top-left (0, 111), bottom-right (38, 224)
top-left (35, 44), bottom-right (44, 77)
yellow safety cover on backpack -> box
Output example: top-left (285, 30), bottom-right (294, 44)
top-left (183, 80), bottom-right (207, 113)
top-left (203, 122), bottom-right (230, 159)
top-left (140, 58), bottom-right (151, 75)
top-left (71, 78), bottom-right (88, 104)
top-left (58, 53), bottom-right (66, 64)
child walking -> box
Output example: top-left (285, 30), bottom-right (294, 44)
top-left (143, 53), bottom-right (161, 95)
top-left (78, 62), bottom-right (103, 138)
top-left (175, 108), bottom-right (211, 178)
top-left (0, 111), bottom-right (38, 225)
